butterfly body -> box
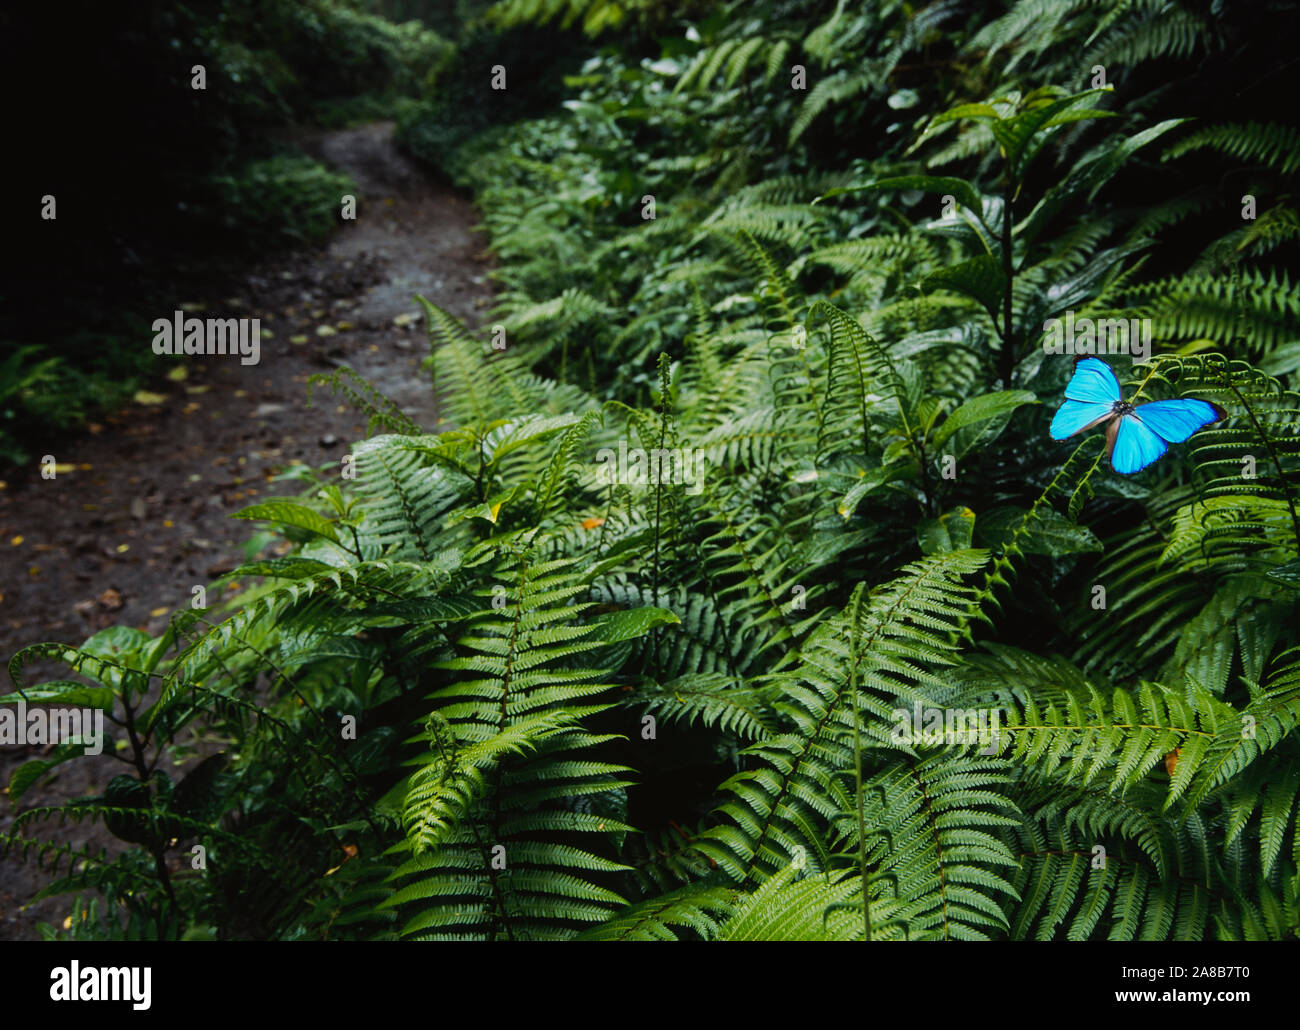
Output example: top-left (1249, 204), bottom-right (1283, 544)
top-left (1050, 357), bottom-right (1223, 474)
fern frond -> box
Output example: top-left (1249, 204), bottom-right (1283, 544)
top-left (1165, 121), bottom-right (1300, 176)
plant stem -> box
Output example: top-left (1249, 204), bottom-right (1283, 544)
top-left (1000, 189), bottom-right (1016, 387)
top-left (120, 690), bottom-right (181, 930)
top-left (650, 377), bottom-right (670, 679)
top-left (852, 670), bottom-right (872, 942)
top-left (848, 588), bottom-right (872, 942)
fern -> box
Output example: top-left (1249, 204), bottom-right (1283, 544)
top-left (381, 549), bottom-right (678, 939)
top-left (1165, 121), bottom-right (1300, 176)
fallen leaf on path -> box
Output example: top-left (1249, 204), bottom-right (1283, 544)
top-left (316, 325), bottom-right (337, 337)
top-left (150, 607), bottom-right (169, 617)
top-left (167, 366), bottom-right (188, 381)
top-left (133, 390), bottom-right (167, 405)
top-left (98, 588), bottom-right (124, 610)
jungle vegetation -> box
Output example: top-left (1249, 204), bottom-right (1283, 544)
top-left (5, 0), bottom-right (1300, 941)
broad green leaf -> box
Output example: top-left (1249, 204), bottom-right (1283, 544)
top-left (79, 626), bottom-right (152, 661)
top-left (453, 485), bottom-right (526, 524)
top-left (0, 683), bottom-right (115, 709)
top-left (992, 90), bottom-right (1115, 175)
top-left (922, 255), bottom-right (1005, 319)
top-left (485, 413), bottom-right (583, 461)
top-left (919, 507), bottom-right (977, 555)
top-left (930, 101), bottom-right (1003, 127)
top-left (223, 557), bottom-right (341, 580)
top-left (588, 606), bottom-right (681, 643)
top-left (1082, 118), bottom-right (1189, 200)
top-left (837, 467), bottom-right (900, 519)
top-left (817, 175), bottom-right (983, 220)
top-left (933, 390), bottom-right (1039, 454)
top-left (234, 501), bottom-right (339, 542)
top-left (8, 743), bottom-right (93, 802)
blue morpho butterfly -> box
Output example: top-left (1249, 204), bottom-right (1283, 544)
top-left (1050, 357), bottom-right (1224, 474)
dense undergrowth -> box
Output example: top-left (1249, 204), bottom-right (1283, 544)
top-left (6, 0), bottom-right (1300, 940)
top-left (1, 0), bottom-right (453, 466)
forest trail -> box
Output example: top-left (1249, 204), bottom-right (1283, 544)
top-left (0, 122), bottom-right (494, 938)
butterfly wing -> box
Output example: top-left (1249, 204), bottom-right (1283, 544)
top-left (1131, 398), bottom-right (1224, 443)
top-left (1050, 399), bottom-right (1114, 440)
top-left (1050, 357), bottom-right (1121, 441)
top-left (1065, 357), bottom-right (1122, 405)
top-left (1109, 413), bottom-right (1168, 474)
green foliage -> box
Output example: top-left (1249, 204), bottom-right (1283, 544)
top-left (395, 22), bottom-right (593, 181)
top-left (483, 0), bottom-right (688, 36)
top-left (1165, 122), bottom-right (1300, 177)
top-left (205, 155), bottom-right (357, 248)
top-left (8, 0), bottom-right (1300, 941)
top-left (0, 346), bottom-right (66, 464)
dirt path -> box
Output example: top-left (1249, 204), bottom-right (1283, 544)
top-left (0, 122), bottom-right (494, 938)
